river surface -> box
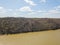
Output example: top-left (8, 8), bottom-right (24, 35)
top-left (0, 30), bottom-right (60, 45)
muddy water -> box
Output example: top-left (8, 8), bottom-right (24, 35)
top-left (0, 30), bottom-right (60, 45)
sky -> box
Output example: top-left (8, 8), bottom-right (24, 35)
top-left (0, 0), bottom-right (60, 18)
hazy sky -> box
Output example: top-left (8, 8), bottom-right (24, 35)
top-left (0, 0), bottom-right (60, 18)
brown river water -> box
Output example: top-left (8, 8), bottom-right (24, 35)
top-left (0, 29), bottom-right (60, 45)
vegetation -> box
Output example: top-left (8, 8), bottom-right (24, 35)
top-left (0, 17), bottom-right (60, 34)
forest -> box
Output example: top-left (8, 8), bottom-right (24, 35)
top-left (0, 17), bottom-right (60, 34)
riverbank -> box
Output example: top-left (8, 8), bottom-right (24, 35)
top-left (0, 18), bottom-right (60, 34)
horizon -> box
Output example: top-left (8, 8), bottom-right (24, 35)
top-left (0, 16), bottom-right (60, 18)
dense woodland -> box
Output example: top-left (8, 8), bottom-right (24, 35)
top-left (0, 17), bottom-right (60, 34)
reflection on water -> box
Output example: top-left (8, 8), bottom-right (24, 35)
top-left (0, 30), bottom-right (60, 45)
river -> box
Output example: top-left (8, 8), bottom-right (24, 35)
top-left (0, 29), bottom-right (60, 45)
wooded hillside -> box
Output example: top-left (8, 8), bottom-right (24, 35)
top-left (0, 17), bottom-right (60, 34)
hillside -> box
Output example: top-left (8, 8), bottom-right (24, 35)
top-left (0, 17), bottom-right (60, 34)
